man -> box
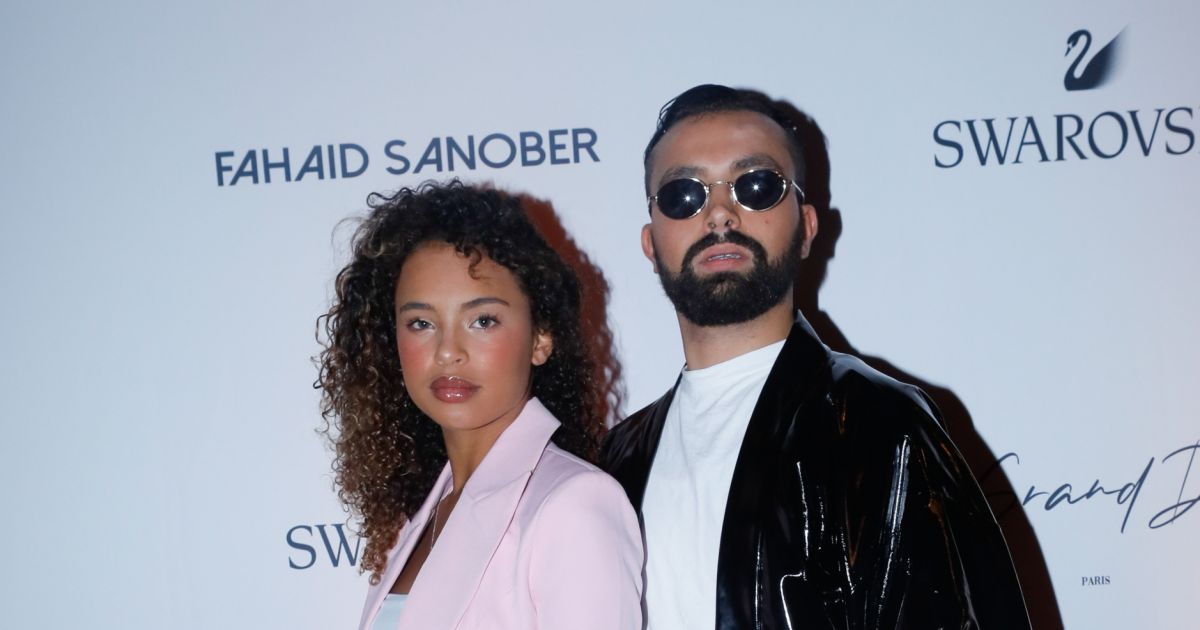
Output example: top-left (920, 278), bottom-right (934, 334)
top-left (601, 85), bottom-right (1031, 629)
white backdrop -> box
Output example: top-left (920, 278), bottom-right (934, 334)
top-left (1, 1), bottom-right (1196, 628)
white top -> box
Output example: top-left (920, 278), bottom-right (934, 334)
top-left (641, 340), bottom-right (786, 630)
top-left (370, 593), bottom-right (407, 630)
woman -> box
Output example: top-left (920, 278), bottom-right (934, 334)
top-left (317, 180), bottom-right (643, 629)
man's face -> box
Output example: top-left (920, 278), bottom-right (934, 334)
top-left (641, 110), bottom-right (818, 327)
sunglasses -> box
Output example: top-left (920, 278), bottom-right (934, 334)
top-left (648, 169), bottom-right (805, 220)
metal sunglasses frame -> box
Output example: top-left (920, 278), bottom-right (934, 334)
top-left (646, 168), bottom-right (806, 219)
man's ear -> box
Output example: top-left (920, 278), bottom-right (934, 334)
top-left (641, 223), bottom-right (660, 273)
top-left (799, 204), bottom-right (819, 259)
top-left (531, 329), bottom-right (554, 366)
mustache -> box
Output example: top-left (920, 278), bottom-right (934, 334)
top-left (683, 231), bottom-right (769, 269)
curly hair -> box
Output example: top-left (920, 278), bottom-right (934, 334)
top-left (316, 179), bottom-right (605, 584)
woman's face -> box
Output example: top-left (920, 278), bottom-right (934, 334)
top-left (393, 242), bottom-right (552, 436)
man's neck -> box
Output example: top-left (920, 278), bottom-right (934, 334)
top-left (677, 300), bottom-right (794, 370)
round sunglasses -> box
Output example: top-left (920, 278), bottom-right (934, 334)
top-left (648, 169), bottom-right (806, 220)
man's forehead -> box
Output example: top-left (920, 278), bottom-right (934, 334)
top-left (651, 111), bottom-right (794, 181)
top-left (659, 153), bottom-right (786, 182)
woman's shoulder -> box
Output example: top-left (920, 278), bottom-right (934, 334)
top-left (514, 445), bottom-right (644, 629)
top-left (523, 442), bottom-right (632, 514)
top-left (532, 442), bottom-right (616, 488)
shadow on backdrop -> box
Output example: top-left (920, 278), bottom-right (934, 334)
top-left (763, 93), bottom-right (1065, 630)
top-left (519, 193), bottom-right (627, 429)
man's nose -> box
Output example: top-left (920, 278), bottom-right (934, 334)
top-left (702, 182), bottom-right (741, 233)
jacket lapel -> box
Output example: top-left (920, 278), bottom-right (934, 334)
top-left (397, 398), bottom-right (560, 629)
top-left (358, 463), bottom-right (453, 630)
top-left (714, 315), bottom-right (834, 626)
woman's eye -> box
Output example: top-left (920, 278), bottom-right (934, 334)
top-left (406, 318), bottom-right (433, 331)
top-left (471, 314), bottom-right (499, 329)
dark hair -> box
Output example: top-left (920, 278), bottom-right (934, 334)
top-left (315, 179), bottom-right (604, 584)
top-left (643, 84), bottom-right (808, 194)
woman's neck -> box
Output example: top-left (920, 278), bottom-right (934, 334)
top-left (439, 397), bottom-right (528, 493)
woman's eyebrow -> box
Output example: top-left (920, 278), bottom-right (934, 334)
top-left (396, 301), bottom-right (432, 313)
top-left (462, 296), bottom-right (510, 309)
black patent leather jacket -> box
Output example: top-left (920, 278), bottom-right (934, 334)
top-left (601, 318), bottom-right (1032, 629)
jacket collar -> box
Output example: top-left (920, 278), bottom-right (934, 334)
top-left (617, 377), bottom-right (677, 511)
top-left (615, 313), bottom-right (832, 512)
top-left (358, 397), bottom-right (560, 630)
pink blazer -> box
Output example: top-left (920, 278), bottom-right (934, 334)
top-left (358, 398), bottom-right (644, 630)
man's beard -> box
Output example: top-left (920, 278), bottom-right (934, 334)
top-left (653, 227), bottom-right (803, 327)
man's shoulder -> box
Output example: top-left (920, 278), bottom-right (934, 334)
top-left (777, 319), bottom-right (940, 429)
top-left (824, 349), bottom-right (939, 420)
top-left (604, 391), bottom-right (672, 448)
top-left (600, 388), bottom-right (673, 469)
top-left (778, 343), bottom-right (949, 446)
top-left (612, 396), bottom-right (662, 434)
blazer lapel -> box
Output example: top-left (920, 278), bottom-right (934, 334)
top-left (397, 398), bottom-right (560, 629)
top-left (359, 463), bottom-right (453, 630)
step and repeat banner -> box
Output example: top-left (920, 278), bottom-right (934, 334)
top-left (2, 1), bottom-right (1195, 628)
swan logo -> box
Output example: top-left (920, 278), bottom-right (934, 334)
top-left (930, 27), bottom-right (1197, 168)
top-left (1064, 28), bottom-right (1123, 91)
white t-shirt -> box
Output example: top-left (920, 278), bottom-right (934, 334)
top-left (641, 340), bottom-right (786, 630)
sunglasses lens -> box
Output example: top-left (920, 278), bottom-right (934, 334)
top-left (733, 170), bottom-right (788, 211)
top-left (655, 179), bottom-right (706, 219)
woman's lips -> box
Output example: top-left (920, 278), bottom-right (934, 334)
top-left (430, 376), bottom-right (480, 403)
